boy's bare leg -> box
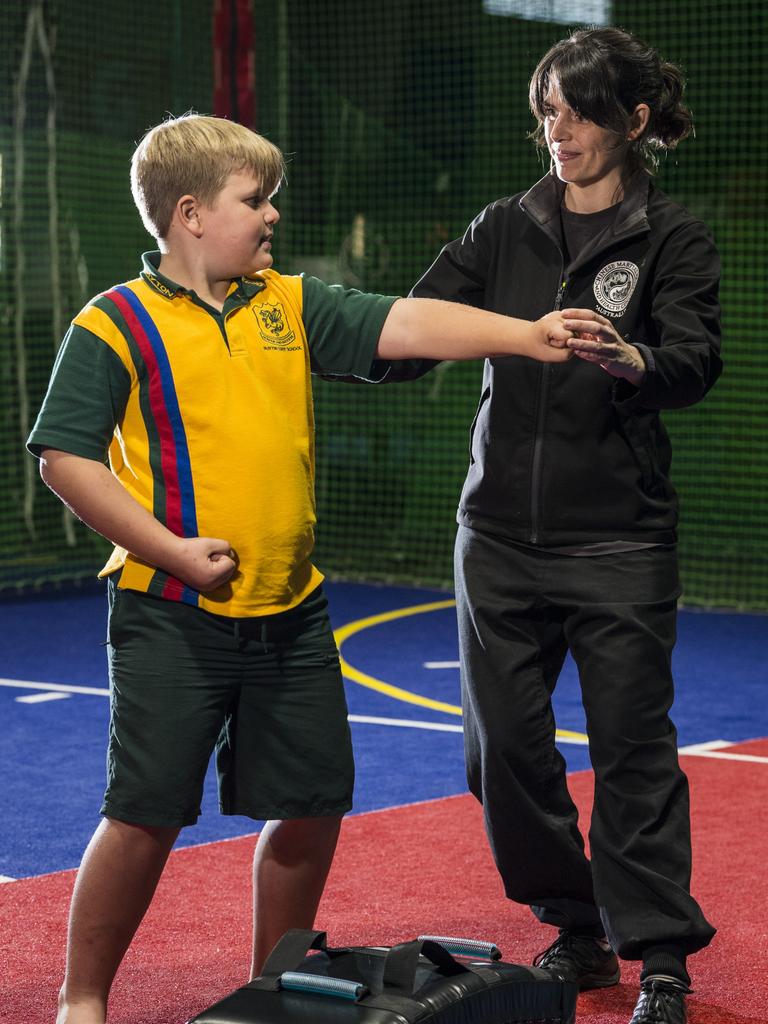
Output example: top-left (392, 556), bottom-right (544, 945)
top-left (250, 815), bottom-right (342, 978)
top-left (57, 817), bottom-right (180, 1024)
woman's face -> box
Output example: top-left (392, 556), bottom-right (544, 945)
top-left (542, 85), bottom-right (628, 194)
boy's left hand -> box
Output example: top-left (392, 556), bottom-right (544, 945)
top-left (562, 308), bottom-right (646, 385)
top-left (535, 311), bottom-right (576, 361)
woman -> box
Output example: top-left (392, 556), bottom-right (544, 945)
top-left (412, 27), bottom-right (720, 1024)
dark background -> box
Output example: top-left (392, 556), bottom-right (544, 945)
top-left (1, 0), bottom-right (765, 609)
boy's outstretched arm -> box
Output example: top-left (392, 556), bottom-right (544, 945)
top-left (39, 449), bottom-right (237, 592)
top-left (376, 299), bottom-right (573, 362)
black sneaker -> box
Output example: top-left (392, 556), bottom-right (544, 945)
top-left (629, 975), bottom-right (692, 1024)
top-left (533, 929), bottom-right (620, 989)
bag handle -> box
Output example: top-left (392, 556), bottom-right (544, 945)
top-left (382, 938), bottom-right (469, 996)
top-left (249, 929), bottom-right (329, 990)
top-left (252, 930), bottom-right (498, 1000)
top-left (417, 935), bottom-right (501, 961)
top-left (279, 971), bottom-right (368, 1002)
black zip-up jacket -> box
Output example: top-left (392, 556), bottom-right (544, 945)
top-left (411, 170), bottom-right (722, 545)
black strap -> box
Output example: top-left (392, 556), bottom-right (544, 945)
top-left (248, 929), bottom-right (328, 991)
top-left (382, 938), bottom-right (468, 996)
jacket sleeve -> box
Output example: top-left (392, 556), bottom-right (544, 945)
top-left (628, 218), bottom-right (722, 410)
top-left (410, 204), bottom-right (494, 306)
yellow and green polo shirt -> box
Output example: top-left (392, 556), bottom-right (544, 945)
top-left (28, 253), bottom-right (398, 617)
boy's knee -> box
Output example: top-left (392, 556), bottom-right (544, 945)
top-left (103, 817), bottom-right (181, 849)
top-left (264, 816), bottom-right (342, 860)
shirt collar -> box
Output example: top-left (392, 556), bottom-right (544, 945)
top-left (241, 273), bottom-right (268, 299)
top-left (140, 251), bottom-right (184, 298)
top-left (140, 251), bottom-right (267, 302)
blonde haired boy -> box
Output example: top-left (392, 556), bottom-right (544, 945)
top-left (29, 114), bottom-right (572, 1024)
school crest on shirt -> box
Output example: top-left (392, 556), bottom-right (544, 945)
top-left (593, 260), bottom-right (640, 317)
top-left (254, 302), bottom-right (296, 346)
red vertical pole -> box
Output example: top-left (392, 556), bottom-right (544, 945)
top-left (213, 0), bottom-right (256, 129)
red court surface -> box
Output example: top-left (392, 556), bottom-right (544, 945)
top-left (2, 741), bottom-right (766, 1024)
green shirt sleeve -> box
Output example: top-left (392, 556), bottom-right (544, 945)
top-left (301, 275), bottom-right (398, 382)
top-left (301, 276), bottom-right (436, 383)
top-left (26, 324), bottom-right (131, 461)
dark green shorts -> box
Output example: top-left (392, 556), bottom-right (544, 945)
top-left (103, 582), bottom-right (354, 827)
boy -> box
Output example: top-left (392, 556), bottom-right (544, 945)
top-left (28, 114), bottom-right (572, 1024)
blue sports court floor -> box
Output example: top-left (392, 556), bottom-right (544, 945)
top-left (1, 580), bottom-right (766, 881)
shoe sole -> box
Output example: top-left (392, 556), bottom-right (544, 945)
top-left (579, 968), bottom-right (621, 991)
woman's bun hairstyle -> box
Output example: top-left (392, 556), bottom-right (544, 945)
top-left (653, 61), bottom-right (694, 148)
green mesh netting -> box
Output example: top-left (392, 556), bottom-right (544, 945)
top-left (1, 0), bottom-right (766, 610)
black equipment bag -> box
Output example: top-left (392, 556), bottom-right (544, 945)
top-left (187, 929), bottom-right (577, 1024)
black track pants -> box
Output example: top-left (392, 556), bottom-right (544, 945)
top-left (454, 525), bottom-right (715, 959)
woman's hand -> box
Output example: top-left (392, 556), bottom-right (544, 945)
top-left (562, 308), bottom-right (646, 385)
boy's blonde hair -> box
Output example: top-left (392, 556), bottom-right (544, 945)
top-left (131, 113), bottom-right (285, 240)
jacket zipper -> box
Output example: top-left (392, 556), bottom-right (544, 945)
top-left (520, 184), bottom-right (649, 544)
top-left (529, 275), bottom-right (566, 543)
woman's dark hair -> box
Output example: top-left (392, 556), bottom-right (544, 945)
top-left (529, 27), bottom-right (693, 173)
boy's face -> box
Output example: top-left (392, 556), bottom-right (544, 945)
top-left (200, 170), bottom-right (280, 278)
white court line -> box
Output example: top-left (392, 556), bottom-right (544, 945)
top-left (16, 692), bottom-right (71, 704)
top-left (0, 875), bottom-right (17, 884)
top-left (349, 714), bottom-right (591, 744)
top-left (424, 661), bottom-right (461, 669)
top-left (3, 678), bottom-right (766, 759)
top-left (352, 712), bottom-right (593, 745)
top-left (0, 681), bottom-right (468, 733)
top-left (684, 751), bottom-right (768, 764)
top-left (680, 740), bottom-right (768, 764)
top-left (0, 680), bottom-right (580, 742)
top-left (0, 678), bottom-right (108, 696)
top-left (349, 714), bottom-right (463, 733)
top-left (680, 740), bottom-right (733, 751)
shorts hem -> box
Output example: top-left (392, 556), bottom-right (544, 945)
top-left (220, 800), bottom-right (353, 820)
top-left (100, 801), bottom-right (199, 828)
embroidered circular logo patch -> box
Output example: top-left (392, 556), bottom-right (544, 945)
top-left (593, 260), bottom-right (640, 315)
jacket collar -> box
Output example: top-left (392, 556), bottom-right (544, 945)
top-left (520, 168), bottom-right (652, 242)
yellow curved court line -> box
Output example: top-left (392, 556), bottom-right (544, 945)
top-left (333, 599), bottom-right (589, 744)
top-left (334, 600), bottom-right (461, 715)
